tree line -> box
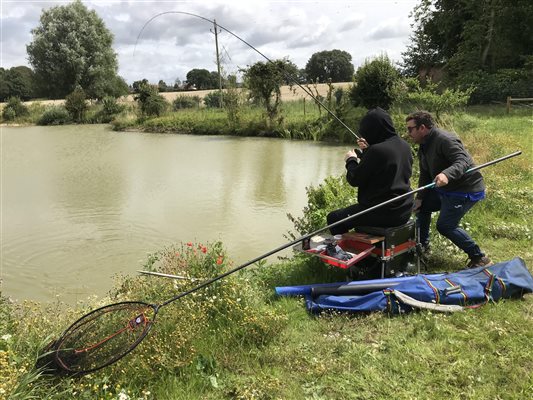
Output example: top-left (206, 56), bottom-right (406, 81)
top-left (1, 0), bottom-right (531, 105)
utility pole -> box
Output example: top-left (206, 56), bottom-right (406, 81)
top-left (212, 19), bottom-right (223, 108)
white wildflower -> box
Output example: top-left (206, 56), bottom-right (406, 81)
top-left (117, 390), bottom-right (130, 400)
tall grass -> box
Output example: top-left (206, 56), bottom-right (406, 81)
top-left (2, 108), bottom-right (532, 399)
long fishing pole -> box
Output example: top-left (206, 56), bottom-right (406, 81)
top-left (134, 11), bottom-right (361, 140)
top-left (39, 151), bottom-right (521, 375)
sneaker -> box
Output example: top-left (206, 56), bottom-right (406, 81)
top-left (466, 256), bottom-right (494, 268)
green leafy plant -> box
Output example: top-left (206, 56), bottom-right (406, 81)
top-left (37, 106), bottom-right (71, 125)
top-left (350, 54), bottom-right (401, 110)
top-left (1, 96), bottom-right (29, 121)
top-left (64, 87), bottom-right (88, 122)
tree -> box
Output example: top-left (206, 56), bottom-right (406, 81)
top-left (242, 59), bottom-right (295, 127)
top-left (305, 50), bottom-right (355, 83)
top-left (0, 66), bottom-right (35, 101)
top-left (186, 69), bottom-right (216, 90)
top-left (27, 0), bottom-right (122, 99)
top-left (402, 0), bottom-right (533, 77)
top-left (350, 54), bottom-right (401, 110)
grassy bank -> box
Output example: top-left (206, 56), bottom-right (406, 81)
top-left (1, 108), bottom-right (532, 399)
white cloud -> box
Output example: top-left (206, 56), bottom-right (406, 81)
top-left (1, 0), bottom-right (418, 83)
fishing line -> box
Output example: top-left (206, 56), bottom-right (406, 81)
top-left (133, 11), bottom-right (361, 139)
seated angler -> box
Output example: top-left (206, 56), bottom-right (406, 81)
top-left (327, 107), bottom-right (414, 235)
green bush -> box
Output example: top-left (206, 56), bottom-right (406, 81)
top-left (64, 88), bottom-right (88, 122)
top-left (37, 106), bottom-right (71, 125)
top-left (457, 68), bottom-right (533, 104)
top-left (92, 96), bottom-right (126, 123)
top-left (396, 78), bottom-right (474, 119)
top-left (350, 54), bottom-right (401, 110)
top-left (134, 83), bottom-right (168, 117)
top-left (172, 95), bottom-right (200, 110)
top-left (203, 91), bottom-right (223, 108)
top-left (286, 175), bottom-right (355, 239)
top-left (1, 97), bottom-right (29, 121)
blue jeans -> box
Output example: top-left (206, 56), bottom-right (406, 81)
top-left (417, 189), bottom-right (484, 258)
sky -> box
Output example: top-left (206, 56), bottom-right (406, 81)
top-left (1, 0), bottom-right (419, 84)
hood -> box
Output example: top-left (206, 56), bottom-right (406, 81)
top-left (358, 107), bottom-right (397, 145)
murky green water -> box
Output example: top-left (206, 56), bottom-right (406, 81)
top-left (1, 124), bottom-right (347, 303)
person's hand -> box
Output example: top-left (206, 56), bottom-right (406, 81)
top-left (357, 138), bottom-right (368, 150)
top-left (413, 199), bottom-right (423, 213)
top-left (434, 173), bottom-right (449, 187)
top-left (344, 149), bottom-right (359, 162)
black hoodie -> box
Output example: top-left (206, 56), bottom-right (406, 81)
top-left (345, 108), bottom-right (413, 214)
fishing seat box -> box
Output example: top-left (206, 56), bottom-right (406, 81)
top-left (343, 220), bottom-right (418, 279)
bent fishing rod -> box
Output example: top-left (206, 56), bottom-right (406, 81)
top-left (134, 11), bottom-right (361, 140)
top-left (38, 151), bottom-right (521, 376)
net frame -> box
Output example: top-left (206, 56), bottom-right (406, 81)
top-left (46, 301), bottom-right (157, 375)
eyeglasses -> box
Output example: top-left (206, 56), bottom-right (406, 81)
top-left (407, 125), bottom-right (418, 133)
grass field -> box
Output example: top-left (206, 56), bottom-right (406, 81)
top-left (1, 107), bottom-right (532, 400)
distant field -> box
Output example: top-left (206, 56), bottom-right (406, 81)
top-left (13, 82), bottom-right (353, 107)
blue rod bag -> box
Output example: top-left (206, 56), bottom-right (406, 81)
top-left (276, 257), bottom-right (533, 314)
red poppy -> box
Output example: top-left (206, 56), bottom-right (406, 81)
top-left (216, 256), bottom-right (223, 265)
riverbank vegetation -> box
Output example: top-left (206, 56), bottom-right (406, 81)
top-left (2, 108), bottom-right (531, 399)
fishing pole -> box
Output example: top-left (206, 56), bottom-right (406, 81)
top-left (133, 11), bottom-right (361, 140)
top-left (37, 151), bottom-right (521, 376)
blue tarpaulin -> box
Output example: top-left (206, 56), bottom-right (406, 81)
top-left (276, 257), bottom-right (533, 314)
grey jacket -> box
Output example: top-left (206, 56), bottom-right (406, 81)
top-left (417, 127), bottom-right (485, 199)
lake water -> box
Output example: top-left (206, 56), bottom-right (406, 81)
top-left (1, 125), bottom-right (347, 303)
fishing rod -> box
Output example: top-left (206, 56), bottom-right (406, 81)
top-left (133, 11), bottom-right (361, 140)
top-left (37, 151), bottom-right (521, 376)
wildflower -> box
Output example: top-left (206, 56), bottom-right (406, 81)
top-left (1, 334), bottom-right (12, 341)
top-left (187, 242), bottom-right (193, 247)
top-left (216, 256), bottom-right (223, 265)
top-left (201, 246), bottom-right (207, 253)
top-left (117, 389), bottom-right (130, 400)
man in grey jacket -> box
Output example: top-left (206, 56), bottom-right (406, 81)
top-left (405, 111), bottom-right (492, 268)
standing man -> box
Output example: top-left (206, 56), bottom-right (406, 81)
top-left (327, 107), bottom-right (413, 235)
top-left (405, 111), bottom-right (492, 268)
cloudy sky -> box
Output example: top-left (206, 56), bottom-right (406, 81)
top-left (1, 0), bottom-right (419, 84)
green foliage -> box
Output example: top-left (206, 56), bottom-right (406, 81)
top-left (186, 69), bottom-right (219, 90)
top-left (242, 59), bottom-right (293, 128)
top-left (173, 95), bottom-right (200, 110)
top-left (92, 96), bottom-right (126, 123)
top-left (286, 175), bottom-right (355, 238)
top-left (402, 0), bottom-right (533, 92)
top-left (350, 54), bottom-right (401, 110)
top-left (223, 78), bottom-right (243, 127)
top-left (64, 87), bottom-right (88, 122)
top-left (305, 49), bottom-right (355, 83)
top-left (1, 97), bottom-right (29, 121)
top-left (456, 68), bottom-right (533, 104)
top-left (0, 66), bottom-right (35, 101)
top-left (37, 106), bottom-right (71, 125)
top-left (203, 91), bottom-right (223, 108)
top-left (26, 0), bottom-right (121, 99)
top-left (134, 82), bottom-right (168, 117)
top-left (397, 78), bottom-right (474, 118)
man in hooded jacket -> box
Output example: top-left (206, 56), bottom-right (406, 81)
top-left (327, 107), bottom-right (413, 235)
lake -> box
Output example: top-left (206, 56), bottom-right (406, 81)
top-left (1, 125), bottom-right (348, 303)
